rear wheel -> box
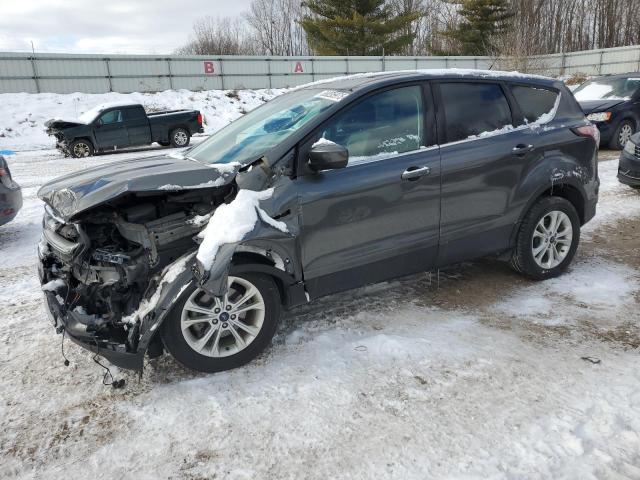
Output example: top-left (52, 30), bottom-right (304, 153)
top-left (69, 139), bottom-right (94, 158)
top-left (161, 273), bottom-right (281, 373)
top-left (169, 128), bottom-right (190, 148)
top-left (510, 197), bottom-right (580, 280)
top-left (609, 120), bottom-right (635, 150)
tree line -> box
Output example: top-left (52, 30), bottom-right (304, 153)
top-left (176, 0), bottom-right (640, 58)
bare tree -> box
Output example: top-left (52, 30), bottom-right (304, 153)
top-left (176, 17), bottom-right (256, 55)
top-left (245, 0), bottom-right (309, 55)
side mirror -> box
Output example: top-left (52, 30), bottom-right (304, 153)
top-left (308, 141), bottom-right (348, 171)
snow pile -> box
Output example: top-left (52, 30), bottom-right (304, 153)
top-left (467, 124), bottom-right (516, 140)
top-left (41, 278), bottom-right (65, 292)
top-left (196, 188), bottom-right (288, 267)
top-left (0, 88), bottom-right (285, 151)
top-left (311, 137), bottom-right (338, 148)
top-left (157, 161), bottom-right (240, 190)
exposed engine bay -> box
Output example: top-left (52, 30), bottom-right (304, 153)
top-left (39, 185), bottom-right (232, 353)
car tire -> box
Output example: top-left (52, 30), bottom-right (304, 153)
top-left (161, 272), bottom-right (281, 373)
top-left (69, 139), bottom-right (94, 158)
top-left (510, 196), bottom-right (580, 280)
top-left (169, 128), bottom-right (190, 148)
top-left (609, 120), bottom-right (635, 150)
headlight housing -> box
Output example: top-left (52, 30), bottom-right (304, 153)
top-left (50, 188), bottom-right (77, 218)
top-left (624, 140), bottom-right (636, 155)
top-left (586, 112), bottom-right (612, 122)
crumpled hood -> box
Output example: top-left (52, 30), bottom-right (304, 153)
top-left (578, 99), bottom-right (626, 114)
top-left (37, 154), bottom-right (237, 221)
top-left (44, 118), bottom-right (87, 131)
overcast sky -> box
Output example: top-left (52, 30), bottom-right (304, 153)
top-left (0, 0), bottom-right (253, 54)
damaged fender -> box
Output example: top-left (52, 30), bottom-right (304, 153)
top-left (195, 218), bottom-right (302, 302)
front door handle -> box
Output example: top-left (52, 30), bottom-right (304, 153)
top-left (512, 144), bottom-right (535, 156)
top-left (401, 165), bottom-right (431, 181)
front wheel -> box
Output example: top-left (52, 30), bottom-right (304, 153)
top-left (69, 139), bottom-right (94, 158)
top-left (169, 128), bottom-right (190, 148)
top-left (161, 273), bottom-right (281, 373)
top-left (609, 120), bottom-right (635, 150)
top-left (510, 197), bottom-right (581, 280)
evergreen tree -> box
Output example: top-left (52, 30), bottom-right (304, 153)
top-left (442, 0), bottom-right (513, 55)
top-left (300, 0), bottom-right (422, 55)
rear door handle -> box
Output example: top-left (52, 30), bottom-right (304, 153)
top-left (512, 144), bottom-right (535, 156)
top-left (401, 165), bottom-right (431, 181)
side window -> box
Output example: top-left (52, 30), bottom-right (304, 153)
top-left (439, 82), bottom-right (512, 143)
top-left (99, 110), bottom-right (122, 125)
top-left (510, 85), bottom-right (558, 124)
top-left (319, 86), bottom-right (424, 166)
top-left (625, 78), bottom-right (640, 97)
top-left (122, 107), bottom-right (145, 120)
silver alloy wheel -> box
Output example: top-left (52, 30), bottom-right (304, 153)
top-left (619, 123), bottom-right (634, 147)
top-left (180, 276), bottom-right (265, 358)
top-left (173, 130), bottom-right (188, 146)
top-left (531, 210), bottom-right (573, 269)
top-left (73, 142), bottom-right (90, 157)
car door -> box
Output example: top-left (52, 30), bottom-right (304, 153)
top-left (434, 80), bottom-right (542, 266)
top-left (94, 109), bottom-right (129, 149)
top-left (122, 106), bottom-right (151, 146)
top-left (294, 84), bottom-right (441, 299)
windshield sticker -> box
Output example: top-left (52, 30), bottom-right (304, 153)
top-left (314, 90), bottom-right (349, 102)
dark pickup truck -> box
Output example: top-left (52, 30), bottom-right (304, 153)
top-left (45, 103), bottom-right (204, 158)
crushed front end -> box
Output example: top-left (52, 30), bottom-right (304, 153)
top-left (37, 188), bottom-right (231, 370)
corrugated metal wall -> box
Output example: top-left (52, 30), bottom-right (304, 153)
top-left (1, 46), bottom-right (639, 94)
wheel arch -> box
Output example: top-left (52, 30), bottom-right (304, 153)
top-left (230, 252), bottom-right (307, 310)
top-left (71, 136), bottom-right (95, 149)
top-left (170, 125), bottom-right (191, 136)
top-left (511, 181), bottom-right (587, 247)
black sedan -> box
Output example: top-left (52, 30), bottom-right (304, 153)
top-left (618, 132), bottom-right (640, 189)
top-left (574, 73), bottom-right (640, 150)
top-left (0, 155), bottom-right (22, 226)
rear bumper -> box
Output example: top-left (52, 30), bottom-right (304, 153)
top-left (584, 196), bottom-right (598, 223)
top-left (0, 184), bottom-right (22, 226)
top-left (618, 150), bottom-right (640, 186)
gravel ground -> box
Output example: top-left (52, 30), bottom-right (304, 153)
top-left (0, 147), bottom-right (639, 480)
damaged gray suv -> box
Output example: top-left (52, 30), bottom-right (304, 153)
top-left (38, 70), bottom-right (599, 373)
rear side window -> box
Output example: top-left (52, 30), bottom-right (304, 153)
top-left (510, 85), bottom-right (558, 124)
top-left (123, 107), bottom-right (146, 120)
top-left (439, 83), bottom-right (512, 143)
top-left (318, 85), bottom-right (424, 165)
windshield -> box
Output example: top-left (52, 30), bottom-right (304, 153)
top-left (574, 77), bottom-right (640, 101)
top-left (187, 88), bottom-right (346, 165)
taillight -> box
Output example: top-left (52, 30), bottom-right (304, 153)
top-left (572, 124), bottom-right (600, 147)
top-left (197, 113), bottom-right (203, 124)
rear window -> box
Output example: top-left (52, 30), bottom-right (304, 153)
top-left (510, 85), bottom-right (558, 124)
top-left (439, 82), bottom-right (512, 143)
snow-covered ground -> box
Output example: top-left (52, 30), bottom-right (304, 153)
top-left (0, 89), bottom-right (639, 479)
